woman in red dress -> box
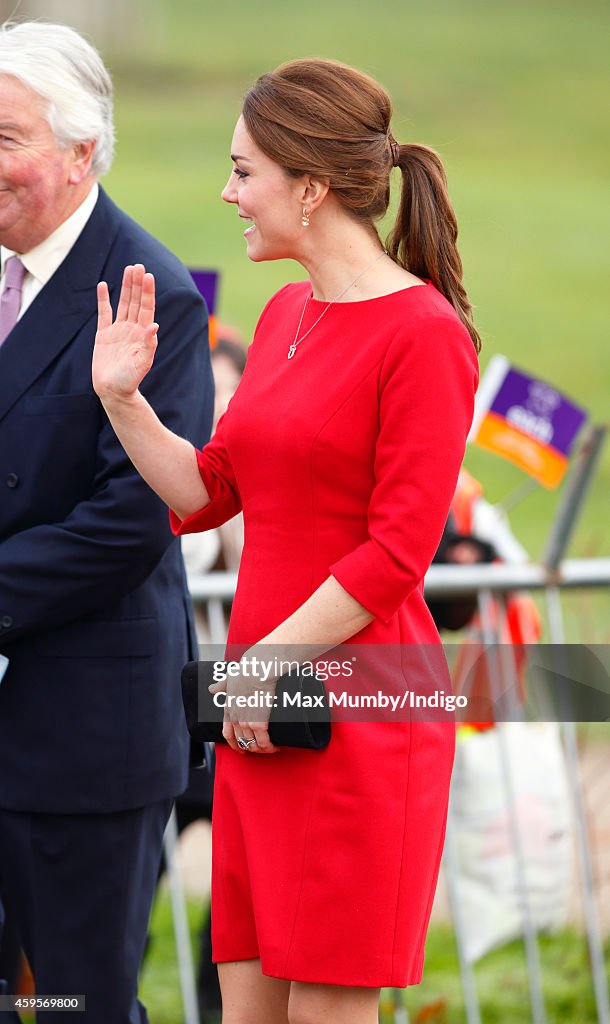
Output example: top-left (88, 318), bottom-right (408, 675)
top-left (93, 59), bottom-right (480, 1024)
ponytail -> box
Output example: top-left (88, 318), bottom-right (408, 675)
top-left (386, 142), bottom-right (481, 353)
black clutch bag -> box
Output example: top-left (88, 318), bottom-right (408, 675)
top-left (181, 660), bottom-right (331, 750)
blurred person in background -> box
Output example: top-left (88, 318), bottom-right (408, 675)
top-left (181, 333), bottom-right (247, 585)
top-left (0, 21), bottom-right (211, 1023)
top-left (427, 510), bottom-right (496, 633)
top-left (211, 333), bottom-right (247, 432)
top-left (92, 58), bottom-right (479, 1024)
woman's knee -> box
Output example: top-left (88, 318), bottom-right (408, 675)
top-left (219, 959), bottom-right (289, 1024)
top-left (288, 982), bottom-right (380, 1024)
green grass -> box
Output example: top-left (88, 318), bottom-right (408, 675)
top-left (402, 924), bottom-right (610, 1023)
top-left (141, 891), bottom-right (610, 1023)
top-left (92, 0), bottom-right (608, 560)
top-left (140, 890), bottom-right (204, 1023)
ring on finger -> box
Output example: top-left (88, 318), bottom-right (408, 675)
top-left (237, 736), bottom-right (257, 751)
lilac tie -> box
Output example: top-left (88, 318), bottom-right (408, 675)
top-left (0, 256), bottom-right (26, 347)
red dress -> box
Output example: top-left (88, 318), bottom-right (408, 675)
top-left (171, 280), bottom-right (479, 987)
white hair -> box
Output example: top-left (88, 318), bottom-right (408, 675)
top-left (0, 21), bottom-right (115, 176)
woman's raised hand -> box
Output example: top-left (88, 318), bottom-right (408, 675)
top-left (93, 264), bottom-right (159, 403)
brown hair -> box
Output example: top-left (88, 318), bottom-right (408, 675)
top-left (242, 58), bottom-right (481, 353)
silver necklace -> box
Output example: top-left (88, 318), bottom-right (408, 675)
top-left (287, 249), bottom-right (387, 360)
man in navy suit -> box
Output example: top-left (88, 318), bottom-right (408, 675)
top-left (0, 22), bottom-right (212, 1021)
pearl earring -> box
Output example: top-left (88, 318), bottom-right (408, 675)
top-left (302, 208), bottom-right (310, 227)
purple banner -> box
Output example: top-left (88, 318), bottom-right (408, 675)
top-left (189, 268), bottom-right (219, 315)
top-left (489, 366), bottom-right (586, 456)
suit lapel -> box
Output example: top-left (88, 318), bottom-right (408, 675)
top-left (0, 189), bottom-right (122, 424)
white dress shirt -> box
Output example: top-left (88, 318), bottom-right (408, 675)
top-left (0, 183), bottom-right (99, 319)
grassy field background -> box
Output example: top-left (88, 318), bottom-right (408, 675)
top-left (141, 891), bottom-right (610, 1023)
top-left (71, 7), bottom-right (609, 1019)
top-left (94, 0), bottom-right (609, 563)
top-left (11, 6), bottom-right (605, 1021)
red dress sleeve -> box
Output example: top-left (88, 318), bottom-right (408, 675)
top-left (330, 314), bottom-right (479, 622)
top-left (169, 411), bottom-right (242, 535)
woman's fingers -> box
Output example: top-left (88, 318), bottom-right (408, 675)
top-left (98, 265), bottom-right (156, 329)
top-left (139, 272), bottom-right (156, 327)
top-left (220, 717), bottom-right (278, 755)
top-left (96, 281), bottom-right (112, 332)
top-left (210, 675), bottom-right (279, 755)
top-left (116, 265), bottom-right (133, 321)
top-left (235, 716), bottom-right (278, 755)
top-left (93, 266), bottom-right (158, 399)
top-left (207, 681), bottom-right (225, 694)
top-left (248, 723), bottom-right (278, 754)
top-left (128, 264), bottom-right (144, 322)
top-left (222, 721), bottom-right (240, 752)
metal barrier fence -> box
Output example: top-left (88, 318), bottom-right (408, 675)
top-left (165, 558), bottom-right (610, 1024)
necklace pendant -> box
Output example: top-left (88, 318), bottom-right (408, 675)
top-left (287, 343), bottom-right (297, 359)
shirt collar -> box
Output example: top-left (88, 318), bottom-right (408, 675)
top-left (1, 183), bottom-right (99, 284)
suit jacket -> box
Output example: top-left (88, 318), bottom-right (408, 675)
top-left (0, 188), bottom-right (212, 813)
